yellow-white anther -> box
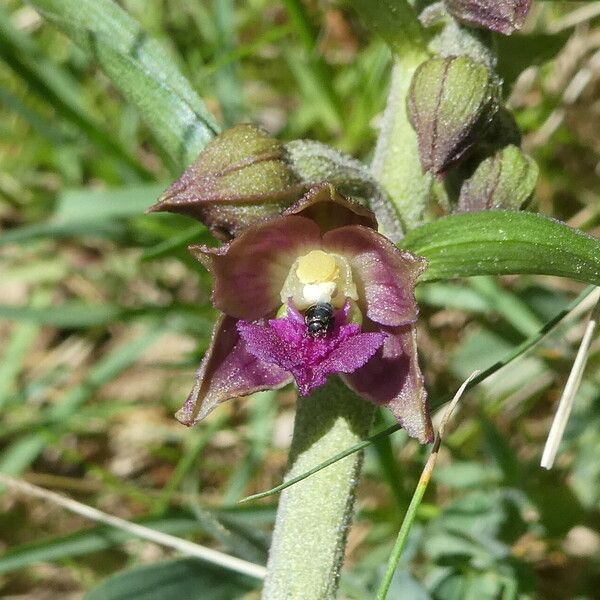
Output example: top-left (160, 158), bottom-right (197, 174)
top-left (302, 282), bottom-right (337, 305)
top-left (280, 249), bottom-right (358, 310)
top-left (296, 250), bottom-right (339, 284)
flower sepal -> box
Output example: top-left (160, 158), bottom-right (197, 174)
top-left (149, 124), bottom-right (307, 239)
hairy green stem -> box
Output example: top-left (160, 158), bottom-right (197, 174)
top-left (262, 379), bottom-right (374, 600)
top-left (349, 0), bottom-right (432, 230)
top-left (371, 50), bottom-right (432, 231)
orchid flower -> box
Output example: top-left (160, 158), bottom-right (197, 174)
top-left (162, 184), bottom-right (433, 443)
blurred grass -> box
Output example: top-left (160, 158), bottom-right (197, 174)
top-left (1, 1), bottom-right (600, 599)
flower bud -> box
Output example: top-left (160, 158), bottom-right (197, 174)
top-left (408, 55), bottom-right (499, 175)
top-left (444, 0), bottom-right (532, 35)
top-left (457, 144), bottom-right (538, 212)
top-left (149, 124), bottom-right (306, 239)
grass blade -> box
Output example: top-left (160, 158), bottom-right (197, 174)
top-left (375, 373), bottom-right (479, 600)
top-left (0, 473), bottom-right (266, 580)
top-left (0, 325), bottom-right (165, 482)
top-left (0, 5), bottom-right (150, 179)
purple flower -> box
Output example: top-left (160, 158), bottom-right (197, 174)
top-left (176, 184), bottom-right (434, 443)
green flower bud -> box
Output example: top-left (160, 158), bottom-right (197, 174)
top-left (444, 0), bottom-right (531, 35)
top-left (407, 55), bottom-right (499, 176)
top-left (149, 124), bottom-right (307, 239)
top-left (457, 144), bottom-right (538, 212)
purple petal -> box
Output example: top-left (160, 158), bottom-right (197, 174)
top-left (343, 325), bottom-right (433, 443)
top-left (237, 305), bottom-right (385, 396)
top-left (176, 315), bottom-right (292, 426)
top-left (323, 226), bottom-right (427, 327)
top-left (189, 216), bottom-right (321, 321)
top-left (313, 332), bottom-right (387, 393)
top-left (283, 183), bottom-right (377, 232)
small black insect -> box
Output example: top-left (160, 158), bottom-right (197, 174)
top-left (304, 302), bottom-right (334, 337)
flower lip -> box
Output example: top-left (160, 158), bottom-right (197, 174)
top-left (237, 302), bottom-right (386, 397)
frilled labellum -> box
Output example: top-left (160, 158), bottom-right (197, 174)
top-left (175, 184), bottom-right (433, 443)
top-left (148, 124), bottom-right (307, 239)
top-left (444, 0), bottom-right (532, 35)
top-left (408, 56), bottom-right (499, 176)
top-left (457, 144), bottom-right (538, 212)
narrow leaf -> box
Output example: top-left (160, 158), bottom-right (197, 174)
top-left (402, 211), bottom-right (600, 286)
top-left (0, 184), bottom-right (169, 246)
top-left (27, 0), bottom-right (220, 168)
top-left (0, 6), bottom-right (149, 178)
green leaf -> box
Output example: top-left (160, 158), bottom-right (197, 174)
top-left (84, 558), bottom-right (258, 600)
top-left (55, 184), bottom-right (166, 222)
top-left (0, 302), bottom-right (123, 328)
top-left (402, 211), bottom-right (600, 286)
top-left (27, 0), bottom-right (220, 169)
top-left (0, 6), bottom-right (149, 179)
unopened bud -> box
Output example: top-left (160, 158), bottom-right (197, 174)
top-left (408, 56), bottom-right (499, 176)
top-left (149, 124), bottom-right (306, 239)
top-left (444, 0), bottom-right (532, 35)
top-left (457, 144), bottom-right (538, 212)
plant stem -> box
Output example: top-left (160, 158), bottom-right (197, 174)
top-left (262, 378), bottom-right (374, 600)
top-left (371, 49), bottom-right (432, 231)
top-left (349, 0), bottom-right (431, 230)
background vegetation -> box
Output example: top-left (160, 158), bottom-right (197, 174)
top-left (1, 1), bottom-right (599, 598)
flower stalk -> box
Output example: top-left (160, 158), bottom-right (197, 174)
top-left (262, 378), bottom-right (375, 600)
top-left (349, 0), bottom-right (433, 230)
top-left (371, 51), bottom-right (433, 231)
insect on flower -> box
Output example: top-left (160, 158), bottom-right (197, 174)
top-left (304, 302), bottom-right (335, 337)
